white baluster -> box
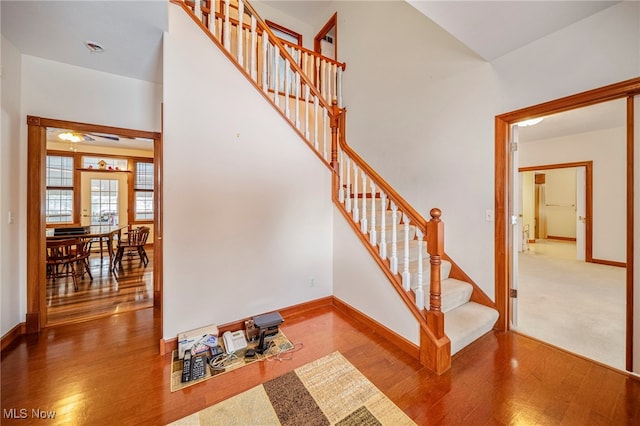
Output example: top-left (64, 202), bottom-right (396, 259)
top-left (402, 216), bottom-right (411, 291)
top-left (208, 0), bottom-right (216, 38)
top-left (369, 181), bottom-right (376, 245)
top-left (273, 47), bottom-right (279, 107)
top-left (322, 107), bottom-right (328, 160)
top-left (261, 33), bottom-right (268, 92)
top-left (415, 229), bottom-right (425, 309)
top-left (194, 0), bottom-right (202, 20)
top-left (331, 63), bottom-right (337, 103)
top-left (295, 73), bottom-right (300, 128)
top-left (223, 0), bottom-right (230, 51)
top-left (360, 173), bottom-right (367, 233)
top-left (320, 60), bottom-right (326, 100)
top-left (304, 85), bottom-right (310, 138)
top-left (315, 57), bottom-right (321, 93)
top-left (237, 0), bottom-right (244, 66)
top-left (345, 156), bottom-right (352, 212)
top-left (337, 67), bottom-right (343, 108)
top-left (390, 202), bottom-right (398, 274)
top-left (284, 61), bottom-right (291, 118)
top-left (313, 96), bottom-right (319, 150)
top-left (352, 165), bottom-right (359, 223)
top-left (338, 149), bottom-right (345, 203)
top-left (250, 16), bottom-right (257, 80)
top-left (380, 193), bottom-right (387, 259)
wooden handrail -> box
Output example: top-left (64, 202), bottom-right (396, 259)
top-left (181, 0), bottom-right (335, 113)
top-left (335, 110), bottom-right (428, 233)
top-left (189, 0), bottom-right (346, 69)
top-left (277, 38), bottom-right (346, 70)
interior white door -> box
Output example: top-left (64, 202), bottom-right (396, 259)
top-left (81, 172), bottom-right (129, 227)
top-left (575, 166), bottom-right (586, 261)
top-left (509, 125), bottom-right (520, 328)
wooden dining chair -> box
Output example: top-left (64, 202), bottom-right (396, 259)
top-left (113, 226), bottom-right (150, 269)
top-left (46, 238), bottom-right (93, 291)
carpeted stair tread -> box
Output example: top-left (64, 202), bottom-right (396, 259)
top-left (445, 302), bottom-right (499, 355)
top-left (407, 258), bottom-right (452, 280)
top-left (409, 277), bottom-right (472, 313)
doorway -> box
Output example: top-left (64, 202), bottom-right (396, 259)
top-left (26, 116), bottom-right (162, 332)
top-left (314, 13), bottom-right (337, 61)
top-left (494, 78), bottom-right (640, 372)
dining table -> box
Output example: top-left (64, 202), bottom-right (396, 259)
top-left (47, 225), bottom-right (127, 270)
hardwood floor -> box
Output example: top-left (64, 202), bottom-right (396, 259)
top-left (46, 246), bottom-right (153, 325)
top-left (1, 304), bottom-right (638, 425)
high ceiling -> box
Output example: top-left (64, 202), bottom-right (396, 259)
top-left (1, 0), bottom-right (627, 146)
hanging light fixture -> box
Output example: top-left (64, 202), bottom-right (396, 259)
top-left (58, 132), bottom-right (83, 143)
top-left (517, 117), bottom-right (544, 127)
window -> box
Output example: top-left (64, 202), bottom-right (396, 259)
top-left (266, 21), bottom-right (302, 93)
top-left (83, 156), bottom-right (128, 171)
top-left (90, 179), bottom-right (120, 225)
top-left (46, 155), bottom-right (74, 223)
top-left (134, 161), bottom-right (154, 221)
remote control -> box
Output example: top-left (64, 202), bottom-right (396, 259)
top-left (191, 354), bottom-right (206, 380)
top-left (181, 349), bottom-right (192, 382)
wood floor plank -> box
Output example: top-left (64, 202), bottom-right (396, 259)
top-left (1, 304), bottom-right (639, 425)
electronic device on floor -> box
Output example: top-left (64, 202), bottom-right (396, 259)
top-left (190, 354), bottom-right (207, 381)
top-left (181, 349), bottom-right (193, 383)
top-left (222, 330), bottom-right (248, 354)
top-left (252, 311), bottom-right (284, 354)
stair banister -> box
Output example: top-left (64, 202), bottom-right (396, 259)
top-left (426, 208), bottom-right (445, 338)
top-left (177, 0), bottom-right (454, 374)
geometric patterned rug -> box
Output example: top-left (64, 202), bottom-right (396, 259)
top-left (168, 351), bottom-right (416, 425)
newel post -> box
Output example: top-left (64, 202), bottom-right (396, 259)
top-left (329, 100), bottom-right (342, 173)
top-left (426, 208), bottom-right (445, 339)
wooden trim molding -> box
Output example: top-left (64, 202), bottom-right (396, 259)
top-left (160, 297), bottom-right (335, 355)
top-left (591, 258), bottom-right (627, 268)
top-left (1, 322), bottom-right (26, 352)
top-left (519, 160), bottom-right (594, 262)
top-left (265, 20), bottom-right (302, 46)
top-left (159, 296), bottom-right (422, 362)
top-left (626, 95), bottom-right (635, 372)
top-left (314, 13), bottom-right (337, 61)
top-left (26, 116), bottom-right (162, 333)
top-left (495, 77), bottom-right (640, 368)
top-left (332, 297), bottom-right (420, 360)
top-left (546, 236), bottom-right (577, 242)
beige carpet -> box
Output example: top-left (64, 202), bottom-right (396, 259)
top-left (516, 239), bottom-right (626, 370)
top-left (169, 351), bottom-right (416, 426)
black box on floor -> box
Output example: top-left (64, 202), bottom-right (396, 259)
top-left (252, 311), bottom-right (284, 354)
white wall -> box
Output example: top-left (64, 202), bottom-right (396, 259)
top-left (333, 208), bottom-right (419, 344)
top-left (544, 168), bottom-right (577, 239)
top-left (519, 127), bottom-right (626, 263)
top-left (251, 1), bottom-right (321, 51)
top-left (22, 56), bottom-right (161, 131)
top-left (162, 4), bottom-right (334, 339)
top-left (325, 0), bottom-right (639, 299)
top-left (1, 36), bottom-right (23, 337)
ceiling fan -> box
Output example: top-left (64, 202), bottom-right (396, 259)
top-left (49, 128), bottom-right (120, 143)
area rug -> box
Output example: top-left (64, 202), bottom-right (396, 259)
top-left (168, 351), bottom-right (416, 425)
top-left (170, 331), bottom-right (294, 392)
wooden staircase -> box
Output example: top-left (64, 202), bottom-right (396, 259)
top-left (174, 0), bottom-right (498, 374)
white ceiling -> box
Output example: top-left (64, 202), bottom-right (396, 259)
top-left (1, 0), bottom-right (626, 145)
top-left (1, 0), bottom-right (168, 84)
top-left (406, 0), bottom-right (621, 61)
